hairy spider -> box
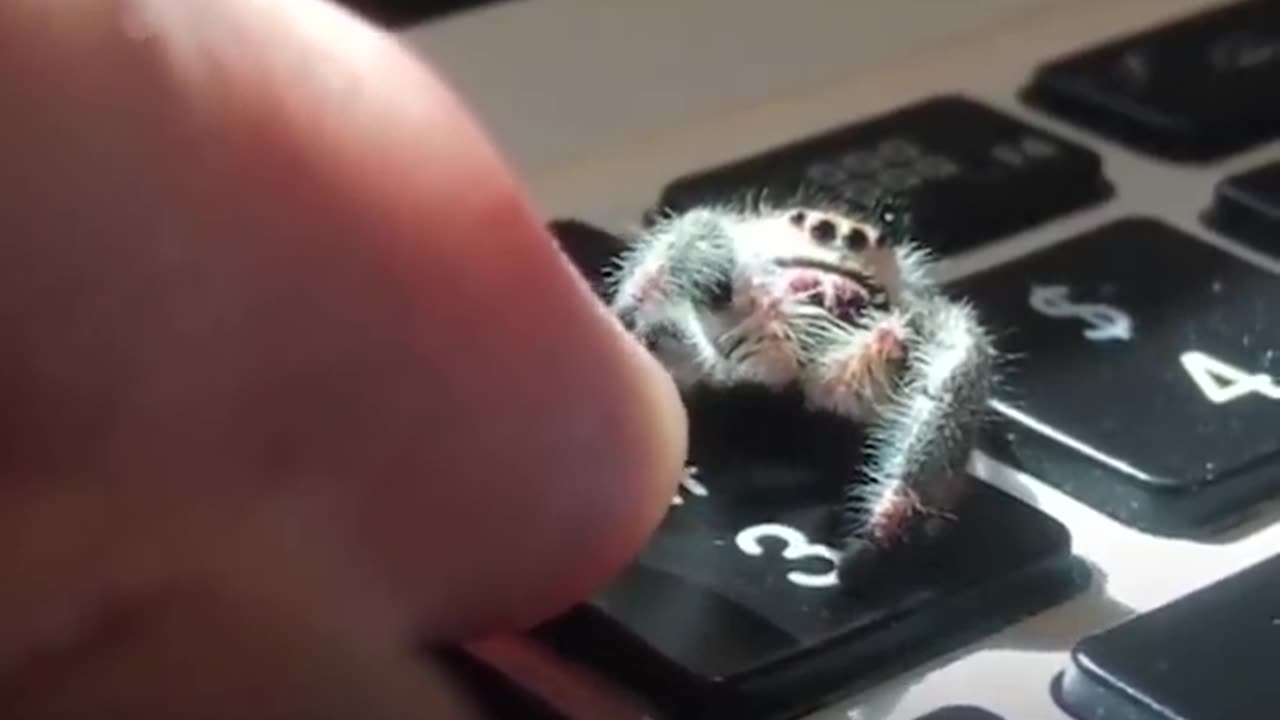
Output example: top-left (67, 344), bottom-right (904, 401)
top-left (604, 195), bottom-right (996, 585)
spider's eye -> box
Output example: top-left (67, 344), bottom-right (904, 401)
top-left (843, 226), bottom-right (871, 251)
top-left (809, 218), bottom-right (838, 243)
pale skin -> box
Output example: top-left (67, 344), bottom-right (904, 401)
top-left (0, 0), bottom-right (687, 717)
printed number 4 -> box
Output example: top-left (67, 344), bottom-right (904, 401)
top-left (735, 523), bottom-right (841, 589)
top-left (1180, 350), bottom-right (1280, 404)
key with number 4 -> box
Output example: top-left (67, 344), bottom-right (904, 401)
top-left (949, 217), bottom-right (1280, 535)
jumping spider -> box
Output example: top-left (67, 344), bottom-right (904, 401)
top-left (605, 197), bottom-right (996, 585)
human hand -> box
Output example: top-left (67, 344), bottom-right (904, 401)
top-left (0, 0), bottom-right (685, 716)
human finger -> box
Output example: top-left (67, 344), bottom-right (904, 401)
top-left (0, 0), bottom-right (684, 656)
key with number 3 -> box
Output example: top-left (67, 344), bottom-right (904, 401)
top-left (532, 371), bottom-right (1088, 720)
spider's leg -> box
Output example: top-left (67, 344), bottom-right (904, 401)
top-left (605, 208), bottom-right (742, 386)
top-left (650, 303), bottom-right (738, 387)
top-left (835, 295), bottom-right (995, 585)
top-left (606, 208), bottom-right (737, 330)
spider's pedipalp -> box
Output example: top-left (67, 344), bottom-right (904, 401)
top-left (606, 208), bottom-right (742, 320)
top-left (836, 293), bottom-right (996, 583)
top-left (604, 207), bottom-right (744, 387)
top-left (798, 308), bottom-right (911, 423)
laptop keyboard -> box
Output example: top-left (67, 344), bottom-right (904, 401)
top-left (442, 1), bottom-right (1280, 718)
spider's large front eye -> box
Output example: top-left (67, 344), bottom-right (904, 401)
top-left (843, 226), bottom-right (872, 252)
top-left (809, 218), bottom-right (838, 244)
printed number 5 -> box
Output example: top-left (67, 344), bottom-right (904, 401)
top-left (735, 523), bottom-right (841, 589)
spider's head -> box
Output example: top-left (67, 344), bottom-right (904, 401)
top-left (732, 207), bottom-right (905, 323)
top-left (783, 207), bottom-right (900, 279)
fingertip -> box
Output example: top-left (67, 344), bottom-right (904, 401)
top-left (519, 297), bottom-right (690, 623)
top-left (382, 204), bottom-right (691, 640)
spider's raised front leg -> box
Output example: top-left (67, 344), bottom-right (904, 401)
top-left (605, 208), bottom-right (741, 387)
top-left (800, 295), bottom-right (994, 585)
top-left (841, 296), bottom-right (994, 584)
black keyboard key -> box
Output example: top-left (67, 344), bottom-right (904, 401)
top-left (1204, 159), bottom-right (1280, 254)
top-left (950, 217), bottom-right (1280, 535)
top-left (1022, 1), bottom-right (1280, 161)
top-left (916, 707), bottom-right (1007, 720)
top-left (1052, 553), bottom-right (1280, 720)
top-left (537, 457), bottom-right (1085, 720)
top-left (522, 286), bottom-right (1090, 720)
top-left (335, 0), bottom-right (516, 27)
top-left (656, 95), bottom-right (1112, 255)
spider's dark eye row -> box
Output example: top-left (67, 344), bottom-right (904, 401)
top-left (843, 227), bottom-right (871, 251)
top-left (811, 219), bottom-right (838, 242)
top-left (787, 209), bottom-right (880, 251)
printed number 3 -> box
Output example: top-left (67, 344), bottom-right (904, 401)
top-left (735, 523), bottom-right (841, 589)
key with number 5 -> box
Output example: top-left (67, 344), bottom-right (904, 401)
top-left (948, 217), bottom-right (1280, 536)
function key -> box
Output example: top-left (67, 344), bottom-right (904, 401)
top-left (1053, 553), bottom-right (1280, 720)
top-left (656, 95), bottom-right (1112, 256)
top-left (1204, 159), bottom-right (1280, 254)
top-left (1022, 1), bottom-right (1280, 161)
top-left (950, 217), bottom-right (1280, 535)
top-left (530, 338), bottom-right (1088, 719)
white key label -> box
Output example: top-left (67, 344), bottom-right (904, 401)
top-left (671, 465), bottom-right (709, 506)
top-left (1180, 350), bottom-right (1280, 404)
top-left (1028, 284), bottom-right (1133, 342)
top-left (735, 523), bottom-right (841, 589)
